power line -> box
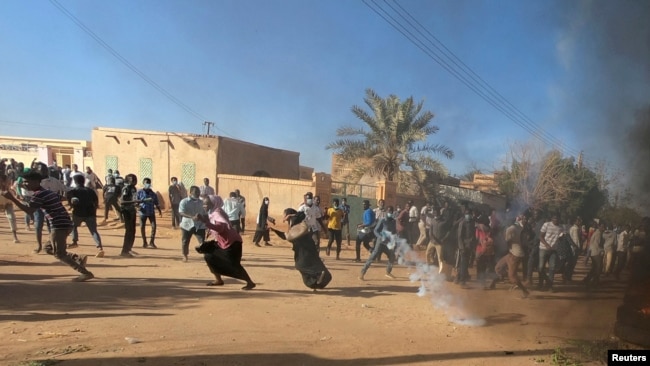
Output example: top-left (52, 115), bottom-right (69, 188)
top-left (363, 0), bottom-right (559, 149)
top-left (363, 0), bottom-right (583, 158)
top-left (47, 0), bottom-right (235, 138)
top-left (387, 0), bottom-right (581, 158)
top-left (0, 119), bottom-right (88, 131)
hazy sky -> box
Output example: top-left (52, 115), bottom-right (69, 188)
top-left (1, 0), bottom-right (648, 179)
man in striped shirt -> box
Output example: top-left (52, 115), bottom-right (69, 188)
top-left (2, 170), bottom-right (94, 282)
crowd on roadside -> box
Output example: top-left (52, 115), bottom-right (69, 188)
top-left (350, 197), bottom-right (649, 297)
top-left (1, 155), bottom-right (648, 293)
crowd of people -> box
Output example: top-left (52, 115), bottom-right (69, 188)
top-left (0, 157), bottom-right (331, 290)
top-left (359, 198), bottom-right (649, 297)
top-left (1, 157), bottom-right (648, 295)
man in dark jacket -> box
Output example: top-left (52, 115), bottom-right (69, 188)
top-left (67, 175), bottom-right (104, 257)
top-left (359, 206), bottom-right (398, 280)
top-left (456, 207), bottom-right (476, 286)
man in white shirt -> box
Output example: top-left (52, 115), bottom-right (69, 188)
top-left (61, 164), bottom-right (72, 187)
top-left (614, 224), bottom-right (630, 280)
top-left (569, 217), bottom-right (582, 252)
top-left (84, 167), bottom-right (102, 190)
top-left (408, 200), bottom-right (418, 246)
top-left (222, 191), bottom-right (243, 233)
top-left (374, 199), bottom-right (386, 221)
top-left (583, 221), bottom-right (605, 289)
top-left (298, 192), bottom-right (327, 254)
top-left (602, 226), bottom-right (617, 275)
top-left (538, 213), bottom-right (563, 292)
top-left (490, 215), bottom-right (530, 298)
top-left (199, 177), bottom-right (215, 198)
top-left (415, 202), bottom-right (432, 249)
top-left (70, 164), bottom-right (84, 188)
top-left (235, 189), bottom-right (246, 233)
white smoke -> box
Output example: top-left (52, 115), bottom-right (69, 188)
top-left (387, 232), bottom-right (486, 327)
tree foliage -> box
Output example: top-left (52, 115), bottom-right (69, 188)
top-left (497, 141), bottom-right (607, 222)
top-left (459, 161), bottom-right (484, 181)
top-left (327, 88), bottom-right (453, 197)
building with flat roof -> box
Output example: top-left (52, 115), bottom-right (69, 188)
top-left (0, 135), bottom-right (92, 169)
top-left (91, 127), bottom-right (302, 206)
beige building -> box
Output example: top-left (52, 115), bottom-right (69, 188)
top-left (459, 173), bottom-right (503, 195)
top-left (90, 127), bottom-right (302, 207)
top-left (0, 135), bottom-right (92, 169)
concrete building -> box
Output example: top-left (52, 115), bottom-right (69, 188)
top-left (0, 135), bottom-right (92, 169)
top-left (90, 127), bottom-right (301, 207)
top-left (459, 173), bottom-right (503, 195)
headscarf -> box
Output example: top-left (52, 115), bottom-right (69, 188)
top-left (208, 195), bottom-right (230, 227)
top-left (284, 208), bottom-right (306, 227)
top-left (259, 196), bottom-right (269, 217)
top-left (270, 208), bottom-right (306, 241)
top-left (207, 194), bottom-right (241, 249)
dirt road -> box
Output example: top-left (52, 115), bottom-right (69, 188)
top-left (0, 215), bottom-right (626, 365)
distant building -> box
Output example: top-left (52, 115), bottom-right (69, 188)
top-left (91, 127), bottom-right (302, 204)
top-left (299, 165), bottom-right (314, 181)
top-left (0, 135), bottom-right (91, 169)
top-left (442, 173), bottom-right (506, 210)
top-left (331, 153), bottom-right (506, 210)
top-left (459, 173), bottom-right (504, 195)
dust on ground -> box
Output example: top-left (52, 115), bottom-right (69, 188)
top-left (0, 214), bottom-right (625, 366)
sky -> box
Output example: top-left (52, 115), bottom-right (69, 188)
top-left (1, 0), bottom-right (649, 186)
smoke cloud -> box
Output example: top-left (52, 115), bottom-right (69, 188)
top-left (386, 233), bottom-right (486, 326)
top-left (626, 107), bottom-right (650, 210)
top-left (555, 0), bottom-right (650, 212)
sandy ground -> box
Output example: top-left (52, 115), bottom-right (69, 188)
top-left (0, 213), bottom-right (626, 366)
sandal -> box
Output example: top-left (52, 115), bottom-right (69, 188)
top-left (241, 283), bottom-right (256, 290)
top-left (206, 281), bottom-right (225, 286)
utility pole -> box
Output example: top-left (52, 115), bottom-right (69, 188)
top-left (203, 121), bottom-right (214, 136)
top-left (577, 150), bottom-right (583, 169)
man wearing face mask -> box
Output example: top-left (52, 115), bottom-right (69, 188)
top-left (456, 208), bottom-right (476, 286)
top-left (119, 174), bottom-right (140, 257)
top-left (67, 174), bottom-right (104, 258)
top-left (341, 197), bottom-right (351, 246)
top-left (168, 177), bottom-right (184, 230)
top-left (223, 191), bottom-right (243, 233)
top-left (355, 200), bottom-right (376, 262)
top-left (137, 178), bottom-right (162, 249)
top-left (359, 205), bottom-right (397, 280)
top-left (427, 207), bottom-right (449, 277)
top-left (234, 189), bottom-right (246, 233)
top-left (298, 192), bottom-right (327, 254)
top-left (325, 198), bottom-right (344, 259)
top-left (252, 196), bottom-right (274, 247)
top-left (179, 186), bottom-right (207, 262)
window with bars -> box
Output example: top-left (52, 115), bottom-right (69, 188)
top-left (139, 158), bottom-right (153, 181)
top-left (181, 162), bottom-right (195, 188)
top-left (105, 156), bottom-right (118, 173)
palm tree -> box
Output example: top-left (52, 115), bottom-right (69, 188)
top-left (327, 88), bottom-right (453, 194)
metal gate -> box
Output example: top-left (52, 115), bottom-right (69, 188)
top-left (331, 181), bottom-right (377, 235)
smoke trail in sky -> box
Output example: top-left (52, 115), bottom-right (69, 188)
top-left (387, 233), bottom-right (486, 327)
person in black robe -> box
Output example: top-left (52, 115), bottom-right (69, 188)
top-left (271, 208), bottom-right (332, 290)
top-left (252, 197), bottom-right (274, 247)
